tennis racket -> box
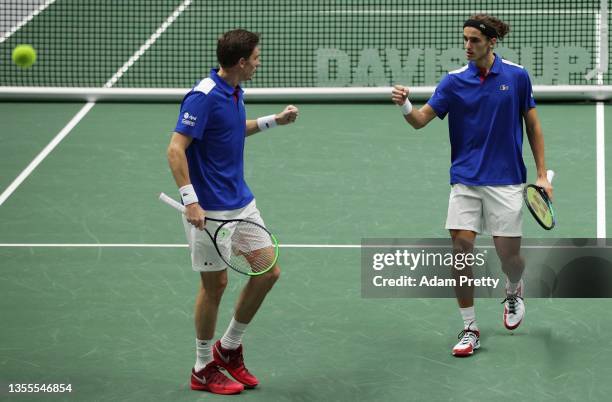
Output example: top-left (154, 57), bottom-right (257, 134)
top-left (523, 169), bottom-right (556, 230)
top-left (159, 192), bottom-right (279, 276)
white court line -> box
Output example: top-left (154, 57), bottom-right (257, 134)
top-left (0, 102), bottom-right (95, 207)
top-left (0, 0), bottom-right (56, 44)
top-left (292, 9), bottom-right (601, 15)
top-left (0, 243), bottom-right (610, 249)
top-left (0, 243), bottom-right (189, 248)
top-left (0, 243), bottom-right (351, 249)
top-left (595, 4), bottom-right (607, 238)
top-left (0, 243), bottom-right (349, 248)
top-left (596, 102), bottom-right (606, 238)
top-left (105, 0), bottom-right (192, 87)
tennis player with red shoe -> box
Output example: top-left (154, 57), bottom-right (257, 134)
top-left (167, 29), bottom-right (298, 393)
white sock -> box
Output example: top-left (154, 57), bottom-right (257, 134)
top-left (194, 338), bottom-right (213, 372)
top-left (506, 273), bottom-right (524, 294)
top-left (459, 306), bottom-right (478, 331)
top-left (220, 318), bottom-right (248, 350)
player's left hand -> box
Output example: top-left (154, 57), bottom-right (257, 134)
top-left (275, 105), bottom-right (299, 125)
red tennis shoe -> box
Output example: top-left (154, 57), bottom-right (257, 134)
top-left (213, 340), bottom-right (259, 388)
top-left (190, 362), bottom-right (244, 394)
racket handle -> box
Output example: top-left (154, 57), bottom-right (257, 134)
top-left (546, 169), bottom-right (555, 183)
top-left (159, 192), bottom-right (186, 213)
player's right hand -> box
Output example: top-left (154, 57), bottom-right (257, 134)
top-left (391, 85), bottom-right (409, 106)
top-left (185, 203), bottom-right (206, 230)
top-left (536, 176), bottom-right (554, 201)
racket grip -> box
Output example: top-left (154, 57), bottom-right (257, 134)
top-left (159, 192), bottom-right (186, 213)
top-left (546, 169), bottom-right (555, 183)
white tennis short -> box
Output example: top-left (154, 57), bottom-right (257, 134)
top-left (182, 199), bottom-right (270, 272)
top-left (445, 184), bottom-right (524, 237)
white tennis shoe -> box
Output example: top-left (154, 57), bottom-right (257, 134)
top-left (502, 279), bottom-right (525, 330)
top-left (452, 323), bottom-right (480, 357)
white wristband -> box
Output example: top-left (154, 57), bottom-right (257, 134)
top-left (179, 184), bottom-right (198, 206)
top-left (400, 99), bottom-right (413, 115)
top-left (256, 114), bottom-right (277, 131)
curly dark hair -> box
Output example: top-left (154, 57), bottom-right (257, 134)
top-left (469, 14), bottom-right (510, 39)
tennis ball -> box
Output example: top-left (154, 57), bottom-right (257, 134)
top-left (12, 44), bottom-right (37, 68)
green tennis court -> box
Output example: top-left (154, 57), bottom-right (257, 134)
top-left (2, 0), bottom-right (612, 400)
top-left (1, 102), bottom-right (611, 401)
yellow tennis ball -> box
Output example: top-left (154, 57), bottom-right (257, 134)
top-left (12, 45), bottom-right (37, 68)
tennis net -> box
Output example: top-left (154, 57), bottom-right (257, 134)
top-left (0, 0), bottom-right (609, 99)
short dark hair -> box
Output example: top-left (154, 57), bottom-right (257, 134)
top-left (216, 29), bottom-right (260, 68)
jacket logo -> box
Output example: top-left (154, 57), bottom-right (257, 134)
top-left (499, 84), bottom-right (510, 91)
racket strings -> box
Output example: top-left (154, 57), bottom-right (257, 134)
top-left (227, 221), bottom-right (276, 274)
top-left (527, 187), bottom-right (553, 223)
top-left (523, 185), bottom-right (555, 230)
